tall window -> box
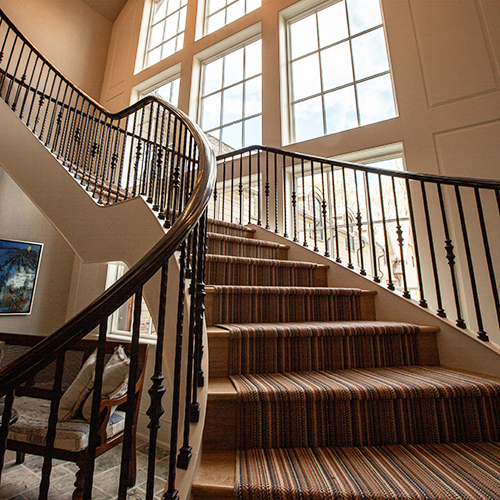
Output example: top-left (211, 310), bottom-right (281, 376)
top-left (200, 39), bottom-right (262, 154)
top-left (287, 0), bottom-right (397, 143)
top-left (145, 0), bottom-right (188, 69)
top-left (205, 0), bottom-right (261, 35)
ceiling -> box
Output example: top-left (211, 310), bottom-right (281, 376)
top-left (80, 0), bottom-right (128, 22)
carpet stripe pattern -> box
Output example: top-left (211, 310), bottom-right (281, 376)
top-left (207, 233), bottom-right (286, 259)
top-left (209, 286), bottom-right (361, 324)
top-left (202, 220), bottom-right (500, 499)
top-left (207, 218), bottom-right (255, 237)
top-left (237, 443), bottom-right (500, 500)
top-left (205, 255), bottom-right (320, 286)
top-left (231, 366), bottom-right (500, 448)
top-left (224, 321), bottom-right (421, 374)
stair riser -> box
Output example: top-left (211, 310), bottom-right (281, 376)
top-left (205, 394), bottom-right (500, 450)
top-left (207, 223), bottom-right (255, 238)
top-left (206, 292), bottom-right (363, 325)
top-left (209, 331), bottom-right (440, 378)
top-left (207, 239), bottom-right (288, 259)
top-left (205, 261), bottom-right (325, 287)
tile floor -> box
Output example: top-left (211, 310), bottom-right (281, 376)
top-left (0, 439), bottom-right (170, 500)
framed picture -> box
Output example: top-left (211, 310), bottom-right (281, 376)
top-left (0, 239), bottom-right (43, 315)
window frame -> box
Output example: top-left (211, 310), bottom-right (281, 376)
top-left (283, 0), bottom-right (397, 144)
top-left (204, 0), bottom-right (261, 36)
top-left (144, 0), bottom-right (189, 70)
top-left (198, 34), bottom-right (263, 154)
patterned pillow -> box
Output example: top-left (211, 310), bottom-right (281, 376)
top-left (81, 345), bottom-right (130, 422)
top-left (58, 350), bottom-right (97, 422)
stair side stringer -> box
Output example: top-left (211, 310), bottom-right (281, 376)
top-left (248, 224), bottom-right (500, 379)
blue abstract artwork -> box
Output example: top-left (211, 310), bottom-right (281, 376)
top-left (0, 239), bottom-right (43, 314)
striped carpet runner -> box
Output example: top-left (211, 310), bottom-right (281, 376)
top-left (203, 219), bottom-right (500, 499)
top-left (224, 321), bottom-right (421, 374)
top-left (237, 443), bottom-right (500, 500)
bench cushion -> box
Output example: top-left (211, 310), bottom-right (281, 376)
top-left (9, 397), bottom-right (125, 453)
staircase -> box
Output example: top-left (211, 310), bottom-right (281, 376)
top-left (191, 219), bottom-right (500, 499)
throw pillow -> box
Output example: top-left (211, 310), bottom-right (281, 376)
top-left (58, 350), bottom-right (97, 422)
top-left (81, 345), bottom-right (130, 422)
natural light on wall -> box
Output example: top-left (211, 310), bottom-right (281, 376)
top-left (145, 0), bottom-right (188, 69)
top-left (205, 0), bottom-right (261, 35)
top-left (200, 39), bottom-right (262, 154)
top-left (288, 0), bottom-right (397, 143)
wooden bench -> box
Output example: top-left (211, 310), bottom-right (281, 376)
top-left (0, 332), bottom-right (148, 500)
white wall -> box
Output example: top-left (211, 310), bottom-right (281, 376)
top-left (0, 166), bottom-right (75, 335)
top-left (0, 0), bottom-right (114, 100)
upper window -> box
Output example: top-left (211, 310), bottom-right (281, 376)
top-left (140, 76), bottom-right (181, 107)
top-left (205, 0), bottom-right (261, 35)
top-left (287, 0), bottom-right (397, 143)
top-left (145, 0), bottom-right (188, 69)
top-left (199, 39), bottom-right (262, 154)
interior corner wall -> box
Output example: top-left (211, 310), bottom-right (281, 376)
top-left (0, 0), bottom-right (113, 101)
top-left (0, 166), bottom-right (76, 336)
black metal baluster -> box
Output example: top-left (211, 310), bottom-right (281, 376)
top-left (32, 64), bottom-right (51, 136)
top-left (142, 102), bottom-right (155, 198)
top-left (475, 187), bottom-right (500, 337)
top-left (274, 152), bottom-right (279, 234)
top-left (437, 184), bottom-right (465, 327)
top-left (355, 171), bottom-right (365, 275)
top-left (311, 161), bottom-right (319, 252)
top-left (0, 31), bottom-right (18, 99)
top-left (257, 149), bottom-right (262, 226)
top-left (301, 159), bottom-right (308, 247)
top-left (83, 321), bottom-right (108, 500)
top-left (193, 212), bottom-right (208, 396)
top-left (4, 36), bottom-right (24, 105)
top-left (379, 174), bottom-right (394, 290)
top-left (329, 164), bottom-right (340, 262)
top-left (45, 76), bottom-right (63, 148)
top-left (406, 178), bottom-right (427, 307)
top-left (421, 182), bottom-right (446, 317)
top-left (58, 87), bottom-right (75, 161)
top-left (148, 102), bottom-right (160, 205)
top-left (364, 171), bottom-right (379, 281)
top-left (164, 117), bottom-right (179, 228)
top-left (26, 60), bottom-right (45, 129)
top-left (248, 150), bottom-right (253, 224)
top-left (283, 154), bottom-right (289, 238)
top-left (79, 106), bottom-right (97, 185)
top-left (229, 156), bottom-right (234, 223)
top-left (19, 52), bottom-right (39, 121)
top-left (0, 25), bottom-right (13, 93)
top-left (455, 186), bottom-right (487, 340)
top-left (320, 162), bottom-right (329, 257)
top-left (95, 116), bottom-right (113, 203)
top-left (392, 177), bottom-right (410, 298)
top-left (132, 109), bottom-right (144, 198)
top-left (12, 46), bottom-right (31, 113)
top-left (51, 82), bottom-right (68, 154)
top-left (291, 158), bottom-right (298, 242)
top-left (106, 124), bottom-right (120, 205)
top-left (342, 167), bottom-right (353, 269)
top-left (39, 71), bottom-right (57, 142)
top-left (39, 354), bottom-right (65, 500)
top-left (146, 264), bottom-right (168, 500)
top-left (153, 105), bottom-right (166, 212)
top-left (165, 241), bottom-right (188, 500)
top-left (159, 109), bottom-right (173, 214)
top-left (118, 293), bottom-right (142, 500)
top-left (178, 225), bottom-right (200, 470)
top-left (239, 152), bottom-right (244, 225)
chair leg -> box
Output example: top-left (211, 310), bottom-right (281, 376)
top-left (15, 451), bottom-right (25, 464)
top-left (72, 459), bottom-right (87, 500)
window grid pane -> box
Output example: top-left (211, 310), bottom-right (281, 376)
top-left (200, 40), bottom-right (262, 154)
top-left (205, 0), bottom-right (261, 35)
top-left (145, 0), bottom-right (188, 69)
top-left (288, 0), bottom-right (396, 143)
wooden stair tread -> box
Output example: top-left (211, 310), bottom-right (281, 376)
top-left (191, 451), bottom-right (235, 499)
